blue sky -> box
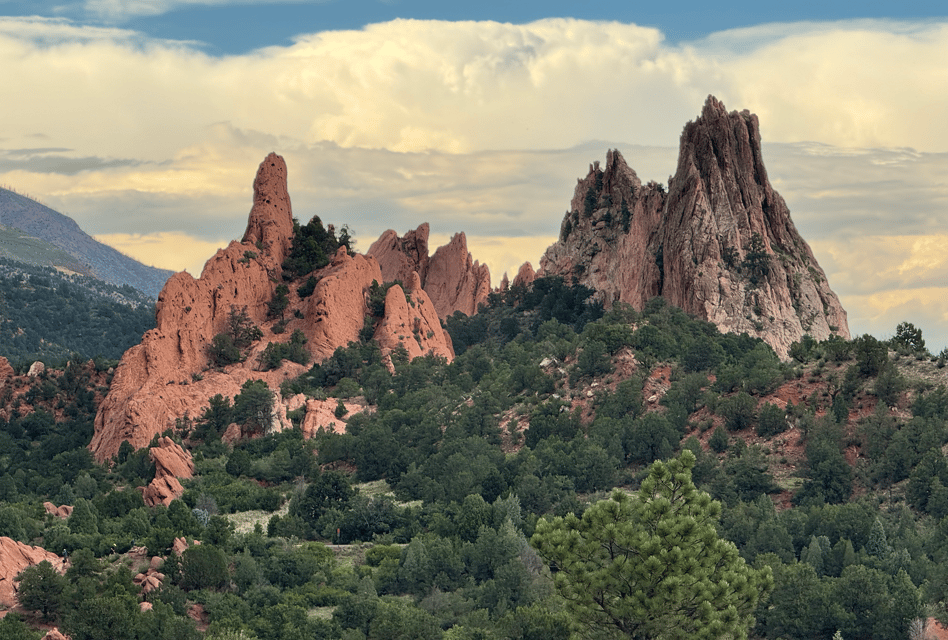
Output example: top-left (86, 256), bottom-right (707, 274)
top-left (0, 1), bottom-right (947, 350)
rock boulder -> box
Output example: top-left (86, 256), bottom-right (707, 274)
top-left (1, 536), bottom-right (63, 609)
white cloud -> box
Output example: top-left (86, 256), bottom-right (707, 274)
top-left (81, 0), bottom-right (321, 22)
top-left (0, 16), bottom-right (947, 350)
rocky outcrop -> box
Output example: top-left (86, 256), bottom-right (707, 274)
top-left (539, 96), bottom-right (849, 358)
top-left (373, 273), bottom-right (455, 361)
top-left (141, 437), bottom-right (194, 507)
top-left (367, 225), bottom-right (491, 318)
top-left (41, 630), bottom-right (70, 640)
top-left (92, 153), bottom-right (454, 463)
top-left (0, 357), bottom-right (14, 382)
top-left (43, 502), bottom-right (74, 519)
top-left (1, 536), bottom-right (63, 609)
top-left (133, 556), bottom-right (166, 595)
top-left (512, 262), bottom-right (537, 289)
top-left (367, 224), bottom-right (431, 285)
top-left (27, 361), bottom-right (44, 377)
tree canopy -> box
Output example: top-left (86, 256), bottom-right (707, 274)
top-left (531, 451), bottom-right (773, 639)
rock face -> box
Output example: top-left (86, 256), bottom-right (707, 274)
top-left (367, 225), bottom-right (491, 318)
top-left (43, 502), bottom-right (74, 519)
top-left (512, 262), bottom-right (537, 289)
top-left (0, 357), bottom-right (13, 382)
top-left (374, 273), bottom-right (455, 361)
top-left (539, 96), bottom-right (849, 357)
top-left (1, 536), bottom-right (63, 609)
top-left (91, 153), bottom-right (453, 463)
top-left (141, 437), bottom-right (195, 507)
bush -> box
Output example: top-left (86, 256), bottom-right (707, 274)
top-left (719, 392), bottom-right (757, 432)
top-left (757, 403), bottom-right (788, 438)
top-left (180, 544), bottom-right (229, 591)
top-left (709, 427), bottom-right (729, 453)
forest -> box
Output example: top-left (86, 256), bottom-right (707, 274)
top-left (1, 252), bottom-right (948, 639)
top-left (0, 258), bottom-right (156, 366)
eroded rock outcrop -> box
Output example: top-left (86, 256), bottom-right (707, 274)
top-left (374, 273), bottom-right (455, 361)
top-left (0, 356), bottom-right (14, 383)
top-left (141, 437), bottom-right (195, 507)
top-left (512, 262), bottom-right (537, 289)
top-left (92, 153), bottom-right (453, 463)
top-left (367, 225), bottom-right (491, 318)
top-left (43, 502), bottom-right (74, 519)
top-left (1, 536), bottom-right (63, 609)
top-left (540, 96), bottom-right (849, 358)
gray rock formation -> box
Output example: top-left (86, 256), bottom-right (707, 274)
top-left (540, 96), bottom-right (849, 358)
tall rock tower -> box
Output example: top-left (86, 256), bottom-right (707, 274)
top-left (540, 96), bottom-right (849, 357)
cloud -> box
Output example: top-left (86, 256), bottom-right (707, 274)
top-left (93, 231), bottom-right (229, 274)
top-left (0, 16), bottom-right (947, 349)
top-left (80, 0), bottom-right (323, 22)
top-left (0, 148), bottom-right (142, 175)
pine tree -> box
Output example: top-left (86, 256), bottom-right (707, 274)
top-left (531, 450), bottom-right (773, 639)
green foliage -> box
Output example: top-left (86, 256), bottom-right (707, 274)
top-left (232, 379), bottom-right (274, 437)
top-left (709, 426), bottom-right (729, 453)
top-left (719, 391), bottom-right (757, 432)
top-left (756, 402), bottom-right (788, 437)
top-left (742, 232), bottom-right (770, 286)
top-left (266, 284), bottom-right (289, 320)
top-left (180, 544), bottom-right (229, 591)
top-left (281, 216), bottom-right (352, 278)
top-left (891, 321), bottom-right (926, 355)
top-left (15, 560), bottom-right (66, 621)
top-left (532, 451), bottom-right (772, 639)
top-left (208, 306), bottom-right (263, 367)
top-left (0, 258), bottom-right (156, 363)
top-left (257, 330), bottom-right (310, 371)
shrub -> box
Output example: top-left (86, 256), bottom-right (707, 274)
top-left (719, 392), bottom-right (757, 432)
top-left (180, 544), bottom-right (229, 591)
top-left (757, 403), bottom-right (789, 438)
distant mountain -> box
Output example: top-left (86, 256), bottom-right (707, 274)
top-left (0, 257), bottom-right (155, 364)
top-left (0, 187), bottom-right (173, 298)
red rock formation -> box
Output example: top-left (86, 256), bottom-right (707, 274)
top-left (367, 225), bottom-right (491, 318)
top-left (92, 153), bottom-right (455, 463)
top-left (141, 437), bottom-right (194, 507)
top-left (43, 502), bottom-right (74, 519)
top-left (366, 223), bottom-right (430, 285)
top-left (373, 273), bottom-right (455, 361)
top-left (540, 96), bottom-right (849, 358)
top-left (0, 536), bottom-right (64, 609)
top-left (512, 262), bottom-right (537, 289)
top-left (299, 398), bottom-right (363, 438)
top-left (0, 357), bottom-right (14, 383)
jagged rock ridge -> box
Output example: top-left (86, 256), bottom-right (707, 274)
top-left (367, 224), bottom-right (492, 318)
top-left (539, 96), bottom-right (849, 358)
top-left (91, 153), bottom-right (453, 462)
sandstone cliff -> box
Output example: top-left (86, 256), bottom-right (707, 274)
top-left (367, 225), bottom-right (491, 318)
top-left (91, 154), bottom-right (453, 462)
top-left (539, 96), bottom-right (849, 357)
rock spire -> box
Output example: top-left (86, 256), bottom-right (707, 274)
top-left (540, 96), bottom-right (849, 357)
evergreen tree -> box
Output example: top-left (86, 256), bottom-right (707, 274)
top-left (531, 451), bottom-right (772, 639)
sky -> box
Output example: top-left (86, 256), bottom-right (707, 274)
top-left (0, 1), bottom-right (946, 352)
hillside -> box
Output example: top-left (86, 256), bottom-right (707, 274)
top-left (0, 187), bottom-right (173, 298)
top-left (0, 277), bottom-right (945, 639)
top-left (0, 258), bottom-right (156, 364)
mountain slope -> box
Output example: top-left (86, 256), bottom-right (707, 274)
top-left (0, 187), bottom-right (173, 297)
top-left (0, 258), bottom-right (156, 363)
